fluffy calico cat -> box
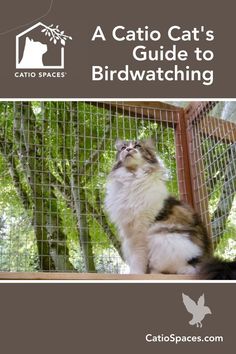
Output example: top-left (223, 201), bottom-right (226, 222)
top-left (105, 139), bottom-right (236, 279)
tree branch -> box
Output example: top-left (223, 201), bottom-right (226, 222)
top-left (80, 115), bottom-right (113, 177)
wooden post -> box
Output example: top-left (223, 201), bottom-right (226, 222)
top-left (174, 109), bottom-right (194, 207)
top-left (0, 272), bottom-right (198, 280)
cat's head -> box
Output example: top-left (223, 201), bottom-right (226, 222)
top-left (114, 138), bottom-right (158, 170)
top-left (25, 37), bottom-right (47, 54)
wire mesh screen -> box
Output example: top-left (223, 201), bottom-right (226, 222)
top-left (187, 101), bottom-right (236, 260)
top-left (0, 101), bottom-right (184, 273)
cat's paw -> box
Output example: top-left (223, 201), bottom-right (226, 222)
top-left (177, 265), bottom-right (198, 275)
top-left (129, 267), bottom-right (146, 274)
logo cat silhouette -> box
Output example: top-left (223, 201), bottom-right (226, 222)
top-left (19, 37), bottom-right (48, 68)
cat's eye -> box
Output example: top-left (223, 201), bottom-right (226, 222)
top-left (134, 144), bottom-right (141, 148)
top-left (121, 146), bottom-right (126, 150)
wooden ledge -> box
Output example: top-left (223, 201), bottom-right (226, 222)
top-left (0, 272), bottom-right (198, 281)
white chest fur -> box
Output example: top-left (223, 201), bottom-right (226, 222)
top-left (105, 166), bottom-right (168, 236)
top-left (105, 165), bottom-right (202, 275)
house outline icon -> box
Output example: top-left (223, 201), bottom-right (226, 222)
top-left (16, 22), bottom-right (64, 69)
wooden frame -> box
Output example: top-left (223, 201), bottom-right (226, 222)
top-left (185, 101), bottom-right (236, 238)
top-left (0, 272), bottom-right (197, 280)
top-left (1, 100), bottom-right (235, 279)
top-left (89, 101), bottom-right (181, 126)
top-left (175, 109), bottom-right (194, 206)
top-left (186, 119), bottom-right (212, 237)
top-left (199, 116), bottom-right (236, 144)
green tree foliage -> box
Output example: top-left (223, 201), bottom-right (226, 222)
top-left (0, 102), bottom-right (179, 272)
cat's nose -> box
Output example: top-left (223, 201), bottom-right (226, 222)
top-left (126, 148), bottom-right (133, 152)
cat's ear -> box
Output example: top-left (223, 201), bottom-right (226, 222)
top-left (115, 139), bottom-right (124, 151)
top-left (143, 138), bottom-right (156, 150)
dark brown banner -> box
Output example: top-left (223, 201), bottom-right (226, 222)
top-left (0, 283), bottom-right (234, 353)
top-left (0, 0), bottom-right (235, 98)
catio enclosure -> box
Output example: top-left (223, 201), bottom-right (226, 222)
top-left (0, 101), bottom-right (235, 278)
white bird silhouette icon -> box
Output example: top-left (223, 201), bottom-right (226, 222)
top-left (182, 293), bottom-right (212, 328)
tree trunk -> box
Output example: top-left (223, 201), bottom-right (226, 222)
top-left (71, 173), bottom-right (96, 272)
top-left (13, 102), bottom-right (75, 271)
top-left (46, 195), bottom-right (75, 271)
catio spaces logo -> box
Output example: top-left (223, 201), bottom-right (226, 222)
top-left (15, 22), bottom-right (72, 78)
top-left (145, 293), bottom-right (223, 345)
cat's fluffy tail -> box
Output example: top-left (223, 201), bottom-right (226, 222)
top-left (200, 258), bottom-right (236, 280)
